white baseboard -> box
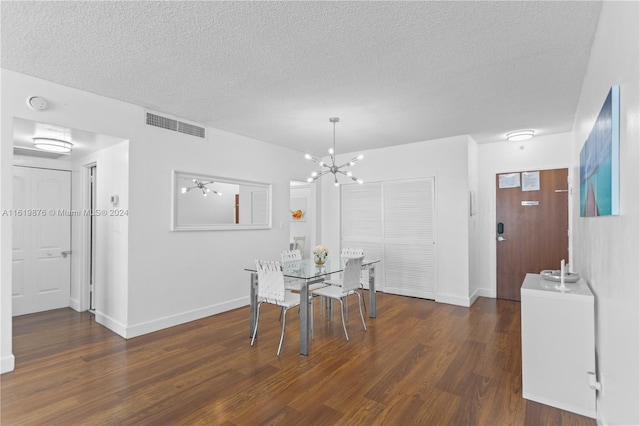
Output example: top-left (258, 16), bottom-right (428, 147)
top-left (436, 288), bottom-right (496, 308)
top-left (523, 392), bottom-right (596, 419)
top-left (94, 311), bottom-right (128, 338)
top-left (69, 297), bottom-right (81, 312)
top-left (124, 296), bottom-right (249, 339)
top-left (436, 293), bottom-right (472, 307)
top-left (469, 288), bottom-right (496, 305)
top-left (1, 354), bottom-right (15, 374)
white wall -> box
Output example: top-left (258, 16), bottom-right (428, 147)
top-left (467, 136), bottom-right (480, 301)
top-left (321, 135), bottom-right (473, 306)
top-left (476, 132), bottom-right (574, 298)
top-left (1, 70), bottom-right (313, 372)
top-left (571, 2), bottom-right (640, 424)
top-left (125, 126), bottom-right (309, 337)
top-left (70, 142), bottom-right (130, 333)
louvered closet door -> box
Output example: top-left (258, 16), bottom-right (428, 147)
top-left (341, 183), bottom-right (384, 290)
top-left (341, 178), bottom-right (437, 297)
top-left (383, 178), bottom-right (436, 299)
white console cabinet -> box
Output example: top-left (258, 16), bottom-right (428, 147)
top-left (521, 273), bottom-right (596, 418)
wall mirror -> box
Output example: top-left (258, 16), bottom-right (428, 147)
top-left (171, 171), bottom-right (271, 231)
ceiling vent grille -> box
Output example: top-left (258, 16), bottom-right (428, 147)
top-left (146, 112), bottom-right (205, 138)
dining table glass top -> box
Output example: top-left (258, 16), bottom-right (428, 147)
top-left (245, 257), bottom-right (379, 280)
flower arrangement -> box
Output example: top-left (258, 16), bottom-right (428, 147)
top-left (312, 245), bottom-right (329, 265)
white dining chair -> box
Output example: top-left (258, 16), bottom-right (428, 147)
top-left (281, 249), bottom-right (327, 292)
top-left (251, 260), bottom-right (302, 356)
top-left (325, 247), bottom-right (368, 314)
top-left (281, 249), bottom-right (302, 263)
top-left (281, 249), bottom-right (303, 290)
top-left (292, 236), bottom-right (306, 258)
top-left (280, 249), bottom-right (323, 335)
top-left (312, 256), bottom-right (367, 341)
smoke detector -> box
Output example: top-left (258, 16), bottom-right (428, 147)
top-left (26, 96), bottom-right (48, 111)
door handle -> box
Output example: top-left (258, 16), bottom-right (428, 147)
top-left (61, 250), bottom-right (72, 258)
top-left (497, 236), bottom-right (507, 242)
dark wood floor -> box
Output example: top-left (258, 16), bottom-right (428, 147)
top-left (2, 294), bottom-right (595, 425)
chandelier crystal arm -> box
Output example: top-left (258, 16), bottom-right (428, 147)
top-left (337, 155), bottom-right (364, 169)
top-left (337, 169), bottom-right (363, 184)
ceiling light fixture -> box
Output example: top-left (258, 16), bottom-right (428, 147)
top-left (506, 130), bottom-right (535, 141)
top-left (181, 178), bottom-right (222, 197)
top-left (305, 117), bottom-right (364, 187)
top-left (32, 137), bottom-right (73, 153)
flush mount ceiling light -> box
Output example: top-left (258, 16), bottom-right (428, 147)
top-left (506, 130), bottom-right (535, 141)
top-left (181, 178), bottom-right (222, 197)
top-left (305, 117), bottom-right (364, 187)
top-left (32, 137), bottom-right (73, 153)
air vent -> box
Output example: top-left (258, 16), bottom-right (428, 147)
top-left (146, 112), bottom-right (205, 138)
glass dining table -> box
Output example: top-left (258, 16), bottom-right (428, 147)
top-left (245, 256), bottom-right (379, 355)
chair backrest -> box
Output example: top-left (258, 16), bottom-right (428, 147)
top-left (341, 247), bottom-right (364, 258)
top-left (342, 256), bottom-right (364, 292)
top-left (292, 236), bottom-right (305, 257)
top-left (280, 250), bottom-right (302, 262)
top-left (255, 260), bottom-right (285, 302)
top-left (280, 250), bottom-right (302, 276)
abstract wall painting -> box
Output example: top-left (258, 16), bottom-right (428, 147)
top-left (580, 85), bottom-right (620, 217)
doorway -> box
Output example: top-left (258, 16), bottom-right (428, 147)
top-left (290, 180), bottom-right (314, 258)
top-left (496, 168), bottom-right (569, 301)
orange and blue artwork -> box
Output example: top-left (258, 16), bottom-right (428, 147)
top-left (580, 86), bottom-right (620, 217)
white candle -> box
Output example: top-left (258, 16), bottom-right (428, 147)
top-left (560, 259), bottom-right (565, 286)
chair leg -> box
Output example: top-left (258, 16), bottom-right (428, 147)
top-left (345, 293), bottom-right (349, 321)
top-left (356, 292), bottom-right (367, 331)
top-left (277, 307), bottom-right (288, 356)
top-left (338, 298), bottom-right (349, 341)
top-left (360, 284), bottom-right (367, 313)
top-left (251, 302), bottom-right (262, 346)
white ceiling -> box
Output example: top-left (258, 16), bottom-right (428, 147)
top-left (1, 1), bottom-right (602, 156)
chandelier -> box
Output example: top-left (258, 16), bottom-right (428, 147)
top-left (181, 178), bottom-right (222, 197)
top-left (304, 117), bottom-right (364, 186)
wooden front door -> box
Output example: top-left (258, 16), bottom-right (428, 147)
top-left (496, 168), bottom-right (569, 301)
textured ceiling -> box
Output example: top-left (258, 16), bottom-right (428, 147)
top-left (1, 1), bottom-right (602, 156)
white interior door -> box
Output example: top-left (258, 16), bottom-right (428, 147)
top-left (12, 166), bottom-right (71, 316)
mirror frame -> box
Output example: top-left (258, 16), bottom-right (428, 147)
top-left (171, 170), bottom-right (272, 231)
